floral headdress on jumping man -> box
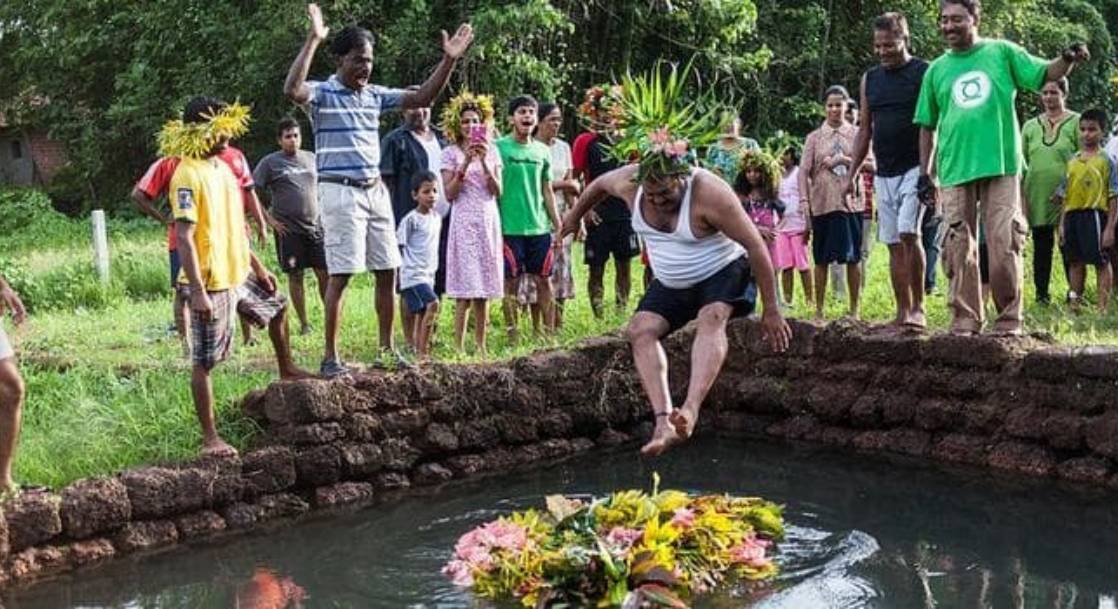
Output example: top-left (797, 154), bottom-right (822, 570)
top-left (608, 61), bottom-right (723, 183)
top-left (157, 98), bottom-right (251, 159)
top-left (578, 83), bottom-right (625, 135)
top-left (440, 91), bottom-right (495, 146)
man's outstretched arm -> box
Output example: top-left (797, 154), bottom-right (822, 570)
top-left (560, 165), bottom-right (639, 240)
top-left (284, 4), bottom-right (328, 105)
top-left (402, 24), bottom-right (474, 109)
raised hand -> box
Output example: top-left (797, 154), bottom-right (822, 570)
top-left (442, 23), bottom-right (474, 59)
top-left (308, 3), bottom-right (329, 41)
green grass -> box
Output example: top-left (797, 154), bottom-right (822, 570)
top-left (4, 216), bottom-right (1118, 488)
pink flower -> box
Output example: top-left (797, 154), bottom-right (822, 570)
top-left (604, 526), bottom-right (644, 551)
top-left (729, 533), bottom-right (771, 568)
top-left (669, 508), bottom-right (695, 529)
top-left (442, 560), bottom-right (475, 587)
top-left (648, 127), bottom-right (671, 146)
top-left (666, 140), bottom-right (689, 158)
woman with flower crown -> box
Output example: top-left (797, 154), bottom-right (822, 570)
top-left (440, 92), bottom-right (504, 356)
top-left (560, 65), bottom-right (792, 457)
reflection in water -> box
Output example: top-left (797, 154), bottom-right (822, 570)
top-left (235, 568), bottom-right (305, 609)
top-left (4, 438), bottom-right (1117, 608)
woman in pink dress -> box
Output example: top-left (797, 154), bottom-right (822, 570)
top-left (440, 93), bottom-right (504, 356)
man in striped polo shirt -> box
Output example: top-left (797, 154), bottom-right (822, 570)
top-left (284, 3), bottom-right (473, 376)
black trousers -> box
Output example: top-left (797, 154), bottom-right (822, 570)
top-left (1032, 225), bottom-right (1065, 303)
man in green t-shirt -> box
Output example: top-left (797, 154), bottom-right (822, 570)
top-left (496, 95), bottom-right (562, 341)
top-left (914, 0), bottom-right (1089, 335)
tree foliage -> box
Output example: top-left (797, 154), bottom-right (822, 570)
top-left (0, 0), bottom-right (1113, 213)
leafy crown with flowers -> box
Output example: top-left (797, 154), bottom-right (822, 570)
top-left (607, 61), bottom-right (724, 183)
top-left (440, 91), bottom-right (496, 146)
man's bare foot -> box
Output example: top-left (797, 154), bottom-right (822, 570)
top-left (279, 365), bottom-right (315, 380)
top-left (640, 419), bottom-right (682, 457)
top-left (668, 403), bottom-right (700, 440)
top-left (201, 437), bottom-right (238, 458)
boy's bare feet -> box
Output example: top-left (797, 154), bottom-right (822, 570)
top-left (668, 402), bottom-right (700, 440)
top-left (201, 437), bottom-right (238, 458)
top-left (640, 416), bottom-right (683, 457)
top-left (279, 365), bottom-right (315, 380)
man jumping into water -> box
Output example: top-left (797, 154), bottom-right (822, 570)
top-left (560, 66), bottom-right (792, 457)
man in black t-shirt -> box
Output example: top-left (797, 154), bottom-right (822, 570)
top-left (848, 12), bottom-right (930, 331)
top-left (573, 132), bottom-right (641, 316)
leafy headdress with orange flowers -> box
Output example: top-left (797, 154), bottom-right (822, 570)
top-left (607, 62), bottom-right (724, 182)
top-left (578, 83), bottom-right (625, 135)
top-left (157, 102), bottom-right (251, 159)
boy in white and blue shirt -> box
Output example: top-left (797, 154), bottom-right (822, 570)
top-left (397, 170), bottom-right (443, 358)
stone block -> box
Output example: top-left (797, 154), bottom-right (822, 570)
top-left (1042, 413), bottom-right (1086, 450)
top-left (1004, 407), bottom-right (1049, 441)
top-left (1085, 413), bottom-right (1118, 459)
top-left (921, 334), bottom-right (1025, 370)
top-left (988, 442), bottom-right (1056, 477)
top-left (60, 477), bottom-right (130, 540)
top-left (68, 539), bottom-right (114, 568)
top-left (537, 411), bottom-right (575, 438)
top-left (174, 511), bottom-right (226, 539)
top-left (5, 492), bottom-right (62, 551)
top-left (241, 447), bottom-right (296, 499)
top-left (931, 434), bottom-right (990, 465)
top-left (339, 443), bottom-right (385, 478)
top-left (119, 467), bottom-right (210, 519)
top-left (7, 545), bottom-right (70, 582)
top-left (731, 376), bottom-right (791, 415)
top-left (849, 392), bottom-right (883, 428)
top-left (1022, 347), bottom-right (1074, 382)
top-left (914, 399), bottom-right (961, 432)
top-left (497, 415), bottom-right (539, 444)
top-left (313, 482), bottom-right (374, 508)
top-left (373, 472), bottom-right (411, 490)
top-left (295, 446), bottom-right (342, 487)
top-left (113, 520), bottom-right (179, 553)
top-left (255, 493), bottom-right (310, 522)
top-left (1072, 346), bottom-right (1118, 380)
top-left (881, 394), bottom-right (918, 426)
top-left (852, 430), bottom-right (891, 452)
top-left (1056, 457), bottom-right (1111, 485)
top-left (766, 415), bottom-right (822, 441)
top-left (344, 413), bottom-right (384, 442)
top-left (715, 412), bottom-right (777, 436)
top-left (381, 438), bottom-right (421, 472)
top-left (271, 422), bottom-right (346, 446)
top-left (963, 402), bottom-right (1004, 434)
top-left (595, 428), bottom-right (633, 446)
top-left (571, 438), bottom-right (595, 453)
top-left (458, 418), bottom-right (501, 450)
top-left (262, 379), bottom-right (347, 424)
top-left (220, 502), bottom-right (259, 530)
top-left (817, 426), bottom-right (857, 448)
top-left (886, 429), bottom-right (932, 457)
top-left (381, 409), bottom-right (431, 436)
top-left (805, 383), bottom-right (862, 422)
top-left (413, 463), bottom-right (454, 486)
top-left (421, 422), bottom-right (460, 453)
top-left (446, 454), bottom-right (488, 476)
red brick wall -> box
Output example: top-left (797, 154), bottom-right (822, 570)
top-left (27, 131), bottom-right (68, 184)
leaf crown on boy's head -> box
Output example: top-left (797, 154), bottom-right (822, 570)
top-left (606, 61), bottom-right (724, 183)
top-left (440, 91), bottom-right (495, 146)
top-left (157, 100), bottom-right (251, 159)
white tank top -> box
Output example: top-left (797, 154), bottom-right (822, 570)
top-left (631, 174), bottom-right (745, 289)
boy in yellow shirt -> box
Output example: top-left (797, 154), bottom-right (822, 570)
top-left (1054, 109), bottom-right (1118, 311)
top-left (167, 97), bottom-right (311, 457)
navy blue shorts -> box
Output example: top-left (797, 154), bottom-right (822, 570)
top-left (637, 256), bottom-right (756, 334)
top-left (811, 211), bottom-right (863, 265)
top-left (168, 250), bottom-right (182, 288)
top-left (503, 234), bottom-right (554, 278)
top-left (585, 221), bottom-right (640, 267)
top-left (401, 283), bottom-right (438, 314)
top-left (1062, 209), bottom-right (1110, 266)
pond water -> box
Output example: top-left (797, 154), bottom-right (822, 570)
top-left (6, 438), bottom-right (1118, 609)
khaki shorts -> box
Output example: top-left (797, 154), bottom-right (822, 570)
top-left (0, 324), bottom-right (12, 361)
top-left (319, 181), bottom-right (401, 275)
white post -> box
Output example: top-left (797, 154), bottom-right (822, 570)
top-left (91, 209), bottom-right (110, 284)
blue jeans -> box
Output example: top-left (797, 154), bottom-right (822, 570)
top-left (922, 213), bottom-right (942, 291)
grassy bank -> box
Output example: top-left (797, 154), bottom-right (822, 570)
top-left (3, 210), bottom-right (1117, 487)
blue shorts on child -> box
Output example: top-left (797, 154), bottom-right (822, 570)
top-left (401, 283), bottom-right (438, 314)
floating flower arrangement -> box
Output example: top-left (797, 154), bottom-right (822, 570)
top-left (443, 475), bottom-right (783, 608)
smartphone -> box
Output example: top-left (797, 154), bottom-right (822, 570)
top-left (468, 124), bottom-right (488, 146)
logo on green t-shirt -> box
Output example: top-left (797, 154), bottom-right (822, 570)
top-left (952, 70), bottom-right (991, 109)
